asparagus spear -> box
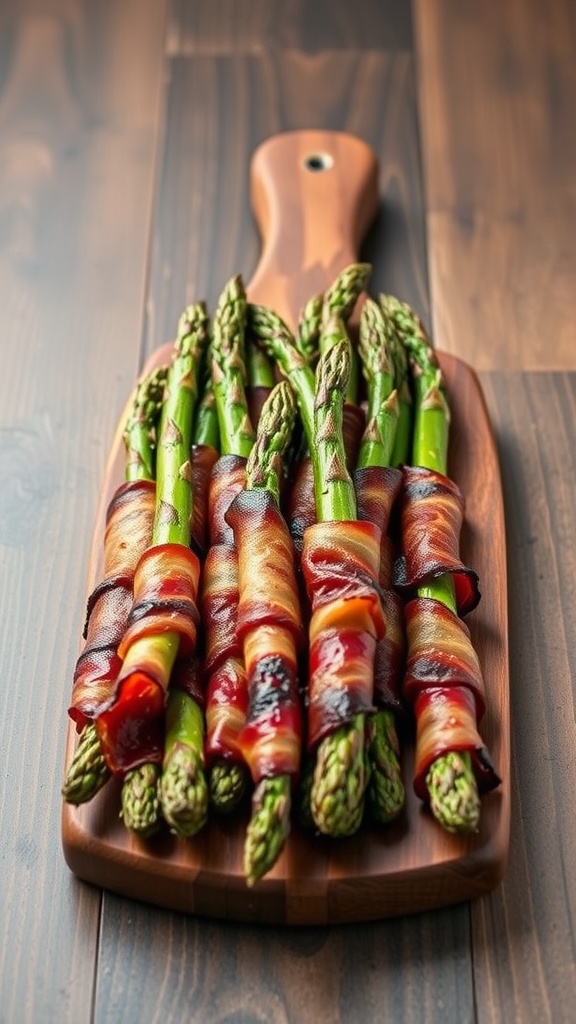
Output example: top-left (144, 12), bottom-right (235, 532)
top-left (307, 336), bottom-right (369, 837)
top-left (238, 381), bottom-right (300, 885)
top-left (206, 275), bottom-right (255, 812)
top-left (385, 296), bottom-right (481, 832)
top-left (320, 262), bottom-right (372, 402)
top-left (356, 297), bottom-right (405, 824)
top-left (379, 294), bottom-right (413, 465)
top-left (62, 366), bottom-right (167, 805)
top-left (249, 306), bottom-right (370, 836)
top-left (106, 303), bottom-right (209, 836)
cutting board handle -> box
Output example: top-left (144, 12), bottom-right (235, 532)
top-left (247, 130), bottom-right (380, 330)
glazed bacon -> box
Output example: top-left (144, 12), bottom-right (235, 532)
top-left (94, 541), bottom-right (202, 777)
top-left (301, 519), bottom-right (385, 749)
top-left (189, 442), bottom-right (219, 557)
top-left (354, 465), bottom-right (406, 718)
top-left (116, 543), bottom-right (201, 667)
top-left (394, 466), bottom-right (481, 615)
top-left (286, 403), bottom-right (366, 558)
top-left (68, 478), bottom-right (155, 730)
top-left (226, 488), bottom-right (304, 783)
top-left (404, 596), bottom-right (501, 797)
top-left (201, 454), bottom-right (249, 765)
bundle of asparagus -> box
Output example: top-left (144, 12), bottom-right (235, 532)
top-left (63, 264), bottom-right (501, 886)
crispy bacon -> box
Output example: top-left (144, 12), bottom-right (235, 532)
top-left (394, 466), bottom-right (481, 615)
top-left (226, 489), bottom-right (304, 782)
top-left (201, 455), bottom-right (249, 765)
top-left (116, 543), bottom-right (201, 668)
top-left (189, 443), bottom-right (219, 557)
top-left (404, 596), bottom-right (501, 796)
top-left (355, 466), bottom-right (406, 717)
top-left (208, 454), bottom-right (248, 546)
top-left (201, 542), bottom-right (248, 765)
top-left (286, 403), bottom-right (367, 559)
top-left (68, 479), bottom-right (155, 729)
top-left (301, 519), bottom-right (385, 749)
top-left (94, 541), bottom-right (202, 777)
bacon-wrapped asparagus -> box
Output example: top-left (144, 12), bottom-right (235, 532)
top-left (355, 296), bottom-right (406, 823)
top-left (62, 366), bottom-right (167, 805)
top-left (225, 381), bottom-right (302, 884)
top-left (302, 340), bottom-right (386, 836)
top-left (203, 275), bottom-right (255, 812)
top-left (93, 303), bottom-right (209, 837)
top-left (387, 297), bottom-right (501, 832)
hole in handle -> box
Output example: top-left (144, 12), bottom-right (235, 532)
top-left (304, 152), bottom-right (334, 172)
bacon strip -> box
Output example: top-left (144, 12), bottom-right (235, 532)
top-left (286, 403), bottom-right (366, 559)
top-left (201, 455), bottom-right (249, 765)
top-left (94, 541), bottom-right (202, 777)
top-left (116, 542), bottom-right (201, 668)
top-left (355, 466), bottom-right (405, 717)
top-left (226, 489), bottom-right (304, 783)
top-left (404, 596), bottom-right (501, 796)
top-left (394, 466), bottom-right (481, 615)
top-left (201, 542), bottom-right (248, 765)
top-left (189, 442), bottom-right (219, 557)
top-left (68, 479), bottom-right (155, 729)
top-left (301, 519), bottom-right (385, 749)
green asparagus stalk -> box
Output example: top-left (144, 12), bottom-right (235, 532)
top-left (211, 274), bottom-right (255, 458)
top-left (249, 306), bottom-right (370, 835)
top-left (308, 337), bottom-right (369, 837)
top-left (379, 294), bottom-right (413, 465)
top-left (242, 380), bottom-right (298, 885)
top-left (295, 292), bottom-right (323, 364)
top-left (62, 366), bottom-right (168, 805)
top-left (207, 276), bottom-right (255, 812)
top-left (384, 295), bottom-right (481, 832)
top-left (321, 262), bottom-right (372, 402)
top-left (158, 687), bottom-right (207, 836)
top-left (121, 302), bottom-right (210, 837)
top-left (356, 297), bottom-right (405, 824)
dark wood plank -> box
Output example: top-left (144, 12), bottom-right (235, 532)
top-left (144, 50), bottom-right (429, 356)
top-left (95, 895), bottom-right (475, 1024)
top-left (0, 1), bottom-right (168, 1020)
top-left (414, 0), bottom-right (576, 371)
top-left (167, 0), bottom-right (412, 54)
top-left (473, 372), bottom-right (576, 1023)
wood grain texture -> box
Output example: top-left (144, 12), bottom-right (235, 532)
top-left (414, 0), bottom-right (576, 371)
top-left (0, 1), bottom-right (168, 1021)
top-left (143, 49), bottom-right (429, 357)
top-left (167, 0), bottom-right (412, 54)
top-left (471, 372), bottom-right (576, 1024)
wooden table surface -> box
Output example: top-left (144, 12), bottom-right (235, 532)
top-left (1, 1), bottom-right (575, 1021)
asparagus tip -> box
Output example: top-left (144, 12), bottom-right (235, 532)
top-left (426, 751), bottom-right (481, 833)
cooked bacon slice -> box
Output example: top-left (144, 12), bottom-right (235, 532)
top-left (94, 541), bottom-right (202, 777)
top-left (354, 465), bottom-right (406, 717)
top-left (68, 479), bottom-right (155, 729)
top-left (394, 466), bottom-right (481, 615)
top-left (116, 542), bottom-right (201, 668)
top-left (301, 519), bottom-right (385, 749)
top-left (189, 442), bottom-right (219, 557)
top-left (286, 403), bottom-right (366, 558)
top-left (201, 542), bottom-right (248, 765)
top-left (201, 454), bottom-right (249, 765)
top-left (413, 687), bottom-right (501, 799)
top-left (226, 489), bottom-right (304, 782)
top-left (208, 454), bottom-right (248, 546)
top-left (404, 596), bottom-right (501, 796)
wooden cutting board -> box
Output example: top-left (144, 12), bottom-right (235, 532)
top-left (61, 130), bottom-right (510, 925)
